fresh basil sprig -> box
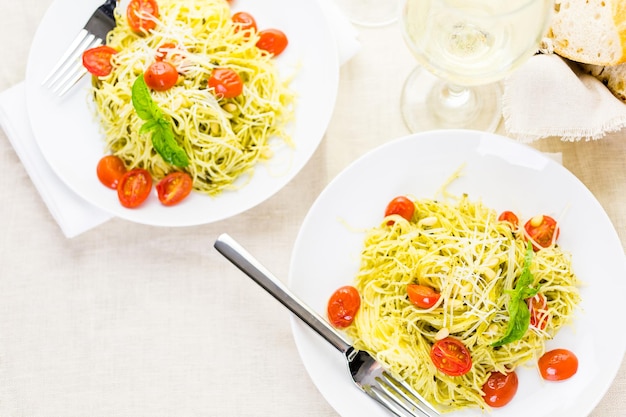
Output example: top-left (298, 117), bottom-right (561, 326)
top-left (131, 76), bottom-right (189, 168)
top-left (492, 242), bottom-right (539, 347)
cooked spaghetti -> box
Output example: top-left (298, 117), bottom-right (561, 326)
top-left (345, 193), bottom-right (580, 411)
top-left (90, 0), bottom-right (295, 195)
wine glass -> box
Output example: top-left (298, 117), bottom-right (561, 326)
top-left (335, 0), bottom-right (402, 27)
top-left (400, 0), bottom-right (553, 132)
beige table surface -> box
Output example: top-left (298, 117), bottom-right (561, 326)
top-left (1, 1), bottom-right (624, 416)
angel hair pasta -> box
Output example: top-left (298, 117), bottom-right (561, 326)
top-left (89, 0), bottom-right (295, 196)
top-left (345, 193), bottom-right (580, 411)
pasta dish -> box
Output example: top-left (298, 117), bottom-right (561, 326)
top-left (344, 193), bottom-right (580, 411)
top-left (90, 0), bottom-right (295, 196)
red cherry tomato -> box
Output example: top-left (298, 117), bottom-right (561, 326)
top-left (208, 68), bottom-right (243, 98)
top-left (327, 286), bottom-right (361, 328)
top-left (524, 214), bottom-right (560, 251)
top-left (97, 155), bottom-right (127, 189)
top-left (384, 196), bottom-right (415, 225)
top-left (117, 168), bottom-right (152, 208)
top-left (144, 61), bottom-right (178, 91)
top-left (482, 371), bottom-right (518, 407)
top-left (155, 42), bottom-right (177, 61)
top-left (430, 337), bottom-right (472, 376)
top-left (527, 293), bottom-right (549, 330)
top-left (407, 284), bottom-right (440, 309)
top-left (256, 29), bottom-right (288, 56)
top-left (156, 172), bottom-right (193, 206)
top-left (538, 349), bottom-right (578, 381)
top-left (498, 211), bottom-right (519, 229)
top-left (82, 45), bottom-right (117, 76)
top-left (127, 0), bottom-right (159, 33)
top-left (232, 11), bottom-right (257, 33)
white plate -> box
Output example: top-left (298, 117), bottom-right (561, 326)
top-left (25, 0), bottom-right (338, 227)
top-left (289, 130), bottom-right (626, 417)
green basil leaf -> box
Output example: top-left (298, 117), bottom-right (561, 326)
top-left (139, 120), bottom-right (158, 135)
top-left (492, 243), bottom-right (538, 347)
top-left (131, 76), bottom-right (160, 121)
top-left (152, 119), bottom-right (189, 168)
top-left (131, 75), bottom-right (188, 168)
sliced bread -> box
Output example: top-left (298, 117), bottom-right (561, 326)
top-left (548, 0), bottom-right (626, 66)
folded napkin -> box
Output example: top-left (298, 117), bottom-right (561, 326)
top-left (0, 0), bottom-right (359, 238)
top-left (0, 83), bottom-right (113, 238)
top-left (503, 53), bottom-right (626, 142)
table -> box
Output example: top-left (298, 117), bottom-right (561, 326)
top-left (1, 1), bottom-right (624, 416)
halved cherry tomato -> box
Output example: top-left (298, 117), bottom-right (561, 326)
top-left (430, 337), bottom-right (472, 376)
top-left (524, 214), bottom-right (560, 251)
top-left (97, 155), bottom-right (127, 189)
top-left (232, 11), bottom-right (257, 33)
top-left (82, 45), bottom-right (117, 77)
top-left (527, 293), bottom-right (549, 330)
top-left (208, 68), bottom-right (243, 98)
top-left (407, 284), bottom-right (440, 309)
top-left (482, 371), bottom-right (518, 407)
top-left (156, 172), bottom-right (193, 206)
top-left (256, 29), bottom-right (288, 56)
top-left (127, 0), bottom-right (159, 33)
top-left (538, 348), bottom-right (578, 381)
top-left (155, 42), bottom-right (177, 61)
top-left (498, 211), bottom-right (519, 229)
top-left (384, 196), bottom-right (415, 225)
top-left (117, 168), bottom-right (152, 208)
top-left (144, 61), bottom-right (178, 91)
top-left (327, 286), bottom-right (361, 328)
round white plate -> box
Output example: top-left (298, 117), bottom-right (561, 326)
top-left (289, 129), bottom-right (626, 417)
top-left (25, 0), bottom-right (338, 227)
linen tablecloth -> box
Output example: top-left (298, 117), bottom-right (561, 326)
top-left (1, 1), bottom-right (624, 416)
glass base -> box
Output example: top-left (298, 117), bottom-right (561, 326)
top-left (400, 66), bottom-right (503, 133)
top-left (334, 0), bottom-right (401, 27)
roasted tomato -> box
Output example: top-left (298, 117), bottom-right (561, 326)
top-left (430, 337), bottom-right (472, 376)
top-left (498, 210), bottom-right (519, 229)
top-left (256, 29), bottom-right (288, 56)
top-left (156, 172), bottom-right (193, 206)
top-left (127, 0), bottom-right (159, 33)
top-left (117, 168), bottom-right (152, 208)
top-left (327, 286), bottom-right (361, 328)
top-left (482, 371), bottom-right (518, 407)
top-left (384, 196), bottom-right (415, 225)
top-left (82, 45), bottom-right (117, 76)
top-left (538, 349), bottom-right (578, 381)
top-left (97, 155), bottom-right (127, 189)
top-left (144, 61), bottom-right (178, 91)
top-left (407, 284), bottom-right (440, 309)
top-left (208, 68), bottom-right (243, 98)
top-left (527, 293), bottom-right (549, 330)
top-left (524, 214), bottom-right (560, 251)
top-left (232, 11), bottom-right (257, 33)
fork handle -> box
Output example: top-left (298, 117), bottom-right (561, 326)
top-left (214, 233), bottom-right (352, 353)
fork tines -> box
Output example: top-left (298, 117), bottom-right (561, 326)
top-left (368, 371), bottom-right (439, 417)
top-left (41, 29), bottom-right (103, 97)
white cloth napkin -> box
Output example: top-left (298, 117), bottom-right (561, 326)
top-left (503, 53), bottom-right (626, 142)
top-left (0, 0), bottom-right (360, 238)
top-left (0, 83), bottom-right (113, 238)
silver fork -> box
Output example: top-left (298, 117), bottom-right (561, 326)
top-left (41, 0), bottom-right (117, 96)
top-left (214, 233), bottom-right (440, 417)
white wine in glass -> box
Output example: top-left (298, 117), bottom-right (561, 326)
top-left (335, 0), bottom-right (402, 27)
top-left (400, 0), bottom-right (553, 132)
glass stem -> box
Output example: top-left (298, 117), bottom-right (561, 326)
top-left (428, 82), bottom-right (480, 127)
